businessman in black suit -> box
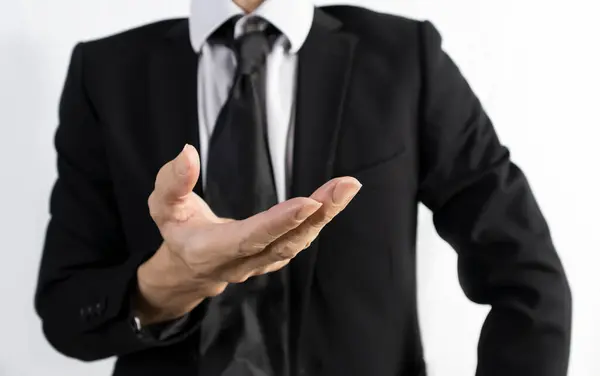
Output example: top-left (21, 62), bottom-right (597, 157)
top-left (35, 1), bottom-right (572, 375)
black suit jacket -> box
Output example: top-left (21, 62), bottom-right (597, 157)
top-left (35, 6), bottom-right (571, 376)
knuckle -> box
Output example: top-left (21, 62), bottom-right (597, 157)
top-left (251, 266), bottom-right (269, 277)
top-left (260, 210), bottom-right (284, 239)
top-left (265, 223), bottom-right (280, 241)
top-left (272, 260), bottom-right (290, 271)
top-left (155, 165), bottom-right (167, 188)
top-left (225, 271), bottom-right (250, 284)
top-left (147, 192), bottom-right (155, 209)
top-left (235, 231), bottom-right (252, 257)
top-left (259, 261), bottom-right (286, 276)
top-left (307, 219), bottom-right (323, 232)
top-left (148, 207), bottom-right (160, 222)
top-left (271, 243), bottom-right (295, 261)
top-left (236, 240), bottom-right (257, 259)
top-left (322, 210), bottom-right (337, 223)
top-left (171, 202), bottom-right (191, 223)
top-left (287, 213), bottom-right (305, 227)
top-left (204, 283), bottom-right (227, 297)
top-left (308, 213), bottom-right (333, 230)
top-left (236, 248), bottom-right (250, 259)
top-left (236, 223), bottom-right (264, 257)
top-left (147, 193), bottom-right (158, 215)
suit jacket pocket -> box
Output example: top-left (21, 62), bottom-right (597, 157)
top-left (344, 145), bottom-right (406, 189)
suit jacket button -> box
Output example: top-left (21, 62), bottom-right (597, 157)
top-left (80, 307), bottom-right (93, 321)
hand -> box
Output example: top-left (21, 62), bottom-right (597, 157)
top-left (135, 144), bottom-right (361, 324)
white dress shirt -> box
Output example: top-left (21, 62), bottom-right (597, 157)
top-left (189, 0), bottom-right (314, 203)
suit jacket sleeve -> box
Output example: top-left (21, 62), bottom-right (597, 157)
top-left (35, 43), bottom-right (204, 361)
top-left (416, 21), bottom-right (571, 375)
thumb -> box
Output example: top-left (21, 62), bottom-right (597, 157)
top-left (155, 144), bottom-right (200, 203)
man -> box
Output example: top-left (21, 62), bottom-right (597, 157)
top-left (35, 0), bottom-right (571, 375)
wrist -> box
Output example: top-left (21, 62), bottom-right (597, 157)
top-left (134, 243), bottom-right (206, 325)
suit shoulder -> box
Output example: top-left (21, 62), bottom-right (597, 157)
top-left (80, 18), bottom-right (185, 57)
top-left (319, 5), bottom-right (429, 67)
top-left (320, 5), bottom-right (422, 38)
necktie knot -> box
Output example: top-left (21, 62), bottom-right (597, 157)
top-left (242, 16), bottom-right (269, 34)
top-left (235, 17), bottom-right (278, 75)
top-left (210, 16), bottom-right (279, 75)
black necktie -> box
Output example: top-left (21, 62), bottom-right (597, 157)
top-left (205, 16), bottom-right (278, 219)
top-left (199, 17), bottom-right (289, 376)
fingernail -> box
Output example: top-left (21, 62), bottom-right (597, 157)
top-left (176, 144), bottom-right (190, 176)
top-left (295, 201), bottom-right (322, 221)
top-left (332, 179), bottom-right (362, 205)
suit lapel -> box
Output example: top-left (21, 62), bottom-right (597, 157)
top-left (148, 20), bottom-right (203, 197)
top-left (290, 7), bottom-right (358, 343)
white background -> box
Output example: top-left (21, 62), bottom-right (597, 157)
top-left (1, 1), bottom-right (598, 375)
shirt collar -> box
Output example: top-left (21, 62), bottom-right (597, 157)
top-left (189, 0), bottom-right (314, 54)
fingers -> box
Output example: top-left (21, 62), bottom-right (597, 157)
top-left (232, 177), bottom-right (362, 277)
top-left (306, 176), bottom-right (362, 228)
top-left (268, 177), bottom-right (360, 259)
top-left (155, 144), bottom-right (200, 203)
top-left (149, 144), bottom-right (201, 225)
top-left (233, 197), bottom-right (323, 258)
top-left (265, 177), bottom-right (362, 261)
